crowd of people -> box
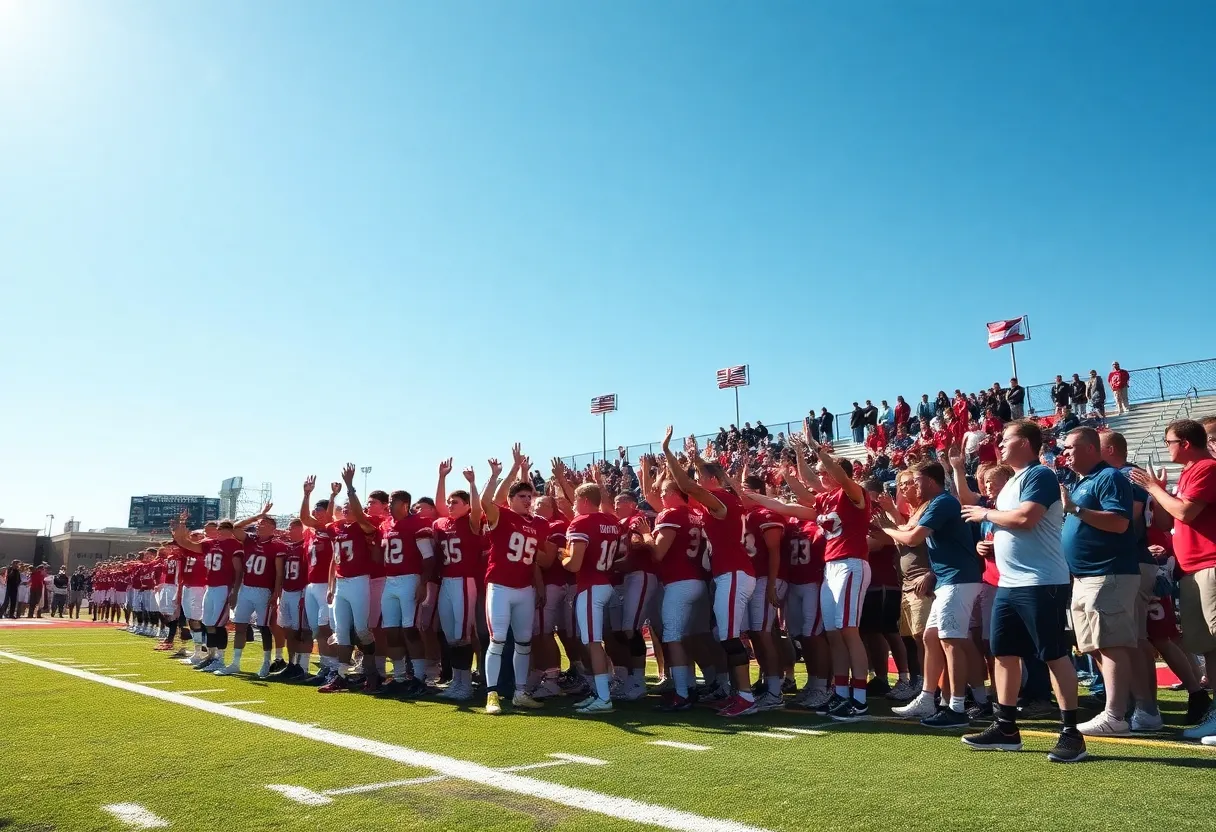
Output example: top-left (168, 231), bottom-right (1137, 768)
top-left (75, 404), bottom-right (1216, 765)
top-left (2, 561), bottom-right (88, 620)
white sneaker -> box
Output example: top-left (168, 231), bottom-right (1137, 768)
top-left (573, 694), bottom-right (598, 709)
top-left (512, 691), bottom-right (544, 710)
top-left (575, 697), bottom-right (614, 715)
top-left (256, 662), bottom-right (272, 679)
top-left (1078, 711), bottom-right (1132, 737)
top-left (531, 678), bottom-right (563, 700)
top-left (187, 653), bottom-right (205, 666)
top-left (892, 692), bottom-right (937, 719)
top-left (1183, 702), bottom-right (1216, 740)
top-left (754, 691), bottom-right (785, 711)
top-left (214, 662), bottom-right (241, 676)
top-left (1130, 707), bottom-right (1165, 732)
top-left (440, 683), bottom-right (472, 702)
top-left (620, 681), bottom-right (647, 702)
top-left (1201, 735), bottom-right (1216, 746)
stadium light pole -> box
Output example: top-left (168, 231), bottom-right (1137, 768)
top-left (360, 466), bottom-right (372, 494)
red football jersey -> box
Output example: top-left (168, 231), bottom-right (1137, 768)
top-left (700, 488), bottom-right (753, 577)
top-left (200, 538), bottom-right (244, 588)
top-left (815, 487), bottom-right (872, 562)
top-left (565, 511), bottom-right (624, 592)
top-left (182, 546), bottom-right (207, 588)
top-left (484, 507), bottom-right (547, 590)
top-left (242, 535), bottom-right (289, 590)
top-left (541, 515), bottom-right (570, 586)
top-left (152, 561), bottom-right (167, 586)
top-left (304, 527), bottom-right (335, 584)
top-left (329, 521), bottom-right (375, 579)
top-left (784, 517), bottom-right (826, 584)
top-left (379, 515), bottom-right (436, 577)
top-left (745, 508), bottom-right (786, 579)
top-left (162, 549), bottom-right (184, 587)
top-left (618, 510), bottom-right (656, 574)
top-left (652, 506), bottom-right (706, 585)
top-left (281, 540), bottom-right (308, 592)
top-left (434, 515), bottom-right (486, 581)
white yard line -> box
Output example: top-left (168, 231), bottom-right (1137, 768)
top-left (217, 700), bottom-right (265, 706)
top-left (3, 651), bottom-right (774, 832)
top-left (326, 775), bottom-right (448, 796)
top-left (547, 752), bottom-right (609, 765)
top-left (176, 689), bottom-right (225, 696)
top-left (769, 727), bottom-right (826, 736)
top-left (110, 673), bottom-right (142, 678)
top-left (647, 741), bottom-right (711, 751)
top-left (140, 681), bottom-right (174, 686)
top-left (499, 761), bottom-right (569, 773)
top-left (738, 731), bottom-right (794, 740)
top-left (101, 803), bottom-right (169, 829)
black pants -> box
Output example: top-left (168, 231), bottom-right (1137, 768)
top-left (3, 588), bottom-right (17, 618)
top-left (52, 594), bottom-right (68, 616)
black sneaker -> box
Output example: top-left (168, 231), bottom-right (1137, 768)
top-left (828, 696), bottom-right (868, 722)
top-left (866, 677), bottom-right (891, 697)
top-left (268, 658), bottom-right (288, 674)
top-left (781, 677), bottom-right (799, 695)
top-left (1186, 690), bottom-right (1213, 724)
top-left (966, 701), bottom-right (995, 722)
top-left (1047, 729), bottom-right (1088, 763)
top-left (1017, 699), bottom-right (1055, 720)
top-left (816, 692), bottom-right (845, 715)
top-left (921, 707), bottom-right (971, 730)
top-left (962, 721), bottom-right (1023, 751)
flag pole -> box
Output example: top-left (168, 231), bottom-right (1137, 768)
top-left (602, 412), bottom-right (607, 464)
top-left (1009, 343), bottom-right (1019, 380)
top-left (734, 386), bottom-right (740, 427)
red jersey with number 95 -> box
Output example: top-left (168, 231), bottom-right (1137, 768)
top-left (566, 512), bottom-right (623, 592)
top-left (815, 487), bottom-right (872, 562)
top-left (484, 507), bottom-right (547, 589)
top-left (652, 506), bottom-right (705, 585)
top-left (281, 541), bottom-right (308, 592)
top-left (434, 515), bottom-right (485, 581)
top-left (329, 521), bottom-right (374, 579)
top-left (200, 538), bottom-right (244, 587)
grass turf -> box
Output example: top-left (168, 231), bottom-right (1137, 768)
top-left (1, 628), bottom-right (1214, 832)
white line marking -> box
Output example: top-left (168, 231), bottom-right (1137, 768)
top-left (177, 689), bottom-right (225, 696)
top-left (140, 681), bottom-right (174, 686)
top-left (110, 673), bottom-right (141, 678)
top-left (326, 775), bottom-right (447, 795)
top-left (769, 727), bottom-right (826, 736)
top-left (265, 785), bottom-right (333, 806)
top-left (5, 651), bottom-right (772, 832)
top-left (547, 753), bottom-right (609, 765)
top-left (101, 803), bottom-right (169, 829)
top-left (218, 700), bottom-right (265, 706)
top-left (500, 761), bottom-right (569, 772)
top-left (647, 741), bottom-right (711, 751)
top-left (739, 731), bottom-right (794, 740)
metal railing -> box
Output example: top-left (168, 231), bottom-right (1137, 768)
top-left (1132, 386), bottom-right (1201, 469)
top-left (560, 357), bottom-right (1216, 471)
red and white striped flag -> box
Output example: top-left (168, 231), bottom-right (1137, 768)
top-left (716, 365), bottom-right (749, 389)
top-left (590, 394), bottom-right (617, 414)
top-left (986, 317), bottom-right (1029, 349)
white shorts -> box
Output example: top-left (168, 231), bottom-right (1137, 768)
top-left (105, 589), bottom-right (120, 605)
top-left (181, 586), bottom-right (204, 621)
top-left (368, 576), bottom-right (385, 629)
top-left (201, 585), bottom-right (231, 628)
top-left (926, 582), bottom-right (983, 640)
top-left (332, 575), bottom-right (371, 645)
top-left (234, 585), bottom-right (273, 626)
top-left (278, 590), bottom-right (305, 631)
top-left (305, 582), bottom-right (331, 630)
top-left (821, 559), bottom-right (871, 631)
top-left (575, 584), bottom-right (617, 645)
top-left (622, 571), bottom-right (659, 634)
top-left (713, 570), bottom-right (757, 641)
top-left (381, 573), bottom-right (421, 629)
top-left (485, 582), bottom-right (535, 644)
top-left (17, 586), bottom-right (29, 604)
top-left (660, 579), bottom-right (706, 642)
top-left (126, 587), bottom-right (137, 609)
top-left (439, 576), bottom-right (479, 644)
top-left (785, 581), bottom-right (824, 638)
top-left (91, 590), bottom-right (105, 606)
top-left (534, 583), bottom-right (570, 637)
top-left (136, 589), bottom-right (155, 613)
top-left (157, 585), bottom-right (179, 618)
top-left (748, 576), bottom-right (787, 632)
top-left (418, 582), bottom-right (439, 632)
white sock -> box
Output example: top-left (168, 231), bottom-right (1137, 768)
top-left (208, 647), bottom-right (217, 659)
top-left (738, 689), bottom-right (755, 702)
top-left (262, 650), bottom-right (271, 666)
top-left (594, 673), bottom-right (611, 701)
top-left (216, 650), bottom-right (226, 665)
top-left (898, 671), bottom-right (910, 683)
top-left (337, 662), bottom-right (350, 678)
top-left (949, 695), bottom-right (966, 713)
top-left (512, 652), bottom-right (530, 693)
top-left (672, 665), bottom-right (691, 698)
top-left (411, 659), bottom-right (427, 680)
top-left (231, 648), bottom-right (243, 666)
top-left (276, 647), bottom-right (285, 661)
top-left (394, 663), bottom-right (410, 681)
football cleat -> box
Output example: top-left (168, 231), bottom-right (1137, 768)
top-left (268, 658), bottom-right (288, 674)
top-left (753, 691), bottom-right (785, 712)
top-left (512, 691), bottom-right (544, 710)
top-left (318, 675), bottom-right (349, 693)
top-left (656, 693), bottom-right (692, 712)
top-left (485, 691), bottom-right (503, 715)
top-left (575, 698), bottom-right (614, 715)
top-left (716, 694), bottom-right (759, 718)
top-left (213, 662), bottom-right (241, 677)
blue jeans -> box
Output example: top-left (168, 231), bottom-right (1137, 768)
top-left (852, 427), bottom-right (864, 444)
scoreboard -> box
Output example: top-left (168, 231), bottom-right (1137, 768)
top-left (128, 495), bottom-right (221, 532)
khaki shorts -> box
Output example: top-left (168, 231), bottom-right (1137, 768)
top-left (1071, 574), bottom-right (1139, 653)
top-left (1135, 563), bottom-right (1157, 641)
top-left (901, 591), bottom-right (932, 637)
top-left (1179, 567), bottom-right (1216, 655)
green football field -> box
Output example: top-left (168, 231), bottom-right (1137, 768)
top-left (2, 626), bottom-right (1214, 832)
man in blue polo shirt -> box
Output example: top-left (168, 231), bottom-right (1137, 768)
top-left (1060, 427), bottom-right (1139, 737)
top-left (885, 461), bottom-right (985, 729)
top-left (960, 419), bottom-right (1084, 763)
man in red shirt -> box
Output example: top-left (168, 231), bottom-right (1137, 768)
top-left (377, 488), bottom-right (438, 696)
top-left (614, 491), bottom-right (658, 701)
top-left (564, 482), bottom-right (624, 715)
top-left (480, 454), bottom-right (550, 715)
top-left (1108, 362), bottom-right (1132, 415)
top-left (744, 476), bottom-right (788, 711)
top-left (269, 519), bottom-right (311, 681)
top-left (298, 477), bottom-right (341, 684)
top-left (661, 426), bottom-right (758, 719)
top-left (894, 396), bottom-right (911, 431)
top-left (172, 513), bottom-right (253, 672)
top-left (154, 545), bottom-right (185, 653)
top-left (1130, 419), bottom-right (1216, 741)
top-left (434, 468), bottom-right (485, 702)
top-left (216, 509), bottom-right (288, 678)
top-left (528, 490), bottom-right (572, 700)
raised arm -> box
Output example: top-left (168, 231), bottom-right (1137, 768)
top-left (299, 476), bottom-right (322, 529)
top-left (661, 426), bottom-right (726, 519)
top-left (946, 447), bottom-right (980, 506)
top-left (462, 467), bottom-right (482, 531)
top-left (232, 502), bottom-right (272, 543)
top-left (742, 489), bottom-right (818, 521)
top-left (342, 464), bottom-right (378, 534)
top-left (171, 512), bottom-right (206, 554)
top-left (494, 444), bottom-right (524, 505)
top-left (435, 458), bottom-right (453, 519)
top-left (550, 458), bottom-right (577, 506)
top-left (780, 463), bottom-right (820, 509)
top-left (480, 458), bottom-right (504, 528)
top-left (806, 436), bottom-right (865, 508)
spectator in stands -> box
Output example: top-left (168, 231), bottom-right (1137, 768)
top-left (1069, 373), bottom-right (1088, 416)
top-left (1085, 370), bottom-right (1107, 420)
top-left (716, 427), bottom-right (728, 450)
top-left (994, 388), bottom-right (1013, 422)
top-left (1108, 362), bottom-right (1131, 415)
top-left (772, 431), bottom-right (786, 452)
top-left (1052, 375), bottom-right (1071, 416)
top-left (879, 400), bottom-right (894, 429)
top-left (741, 422), bottom-right (756, 448)
top-left (863, 400), bottom-right (879, 431)
top-left (1007, 377), bottom-right (1026, 420)
top-left (755, 421), bottom-right (770, 445)
top-left (963, 419), bottom-right (988, 470)
top-left (818, 407), bottom-right (834, 442)
top-left (916, 394), bottom-right (932, 423)
top-left (1055, 406), bottom-right (1080, 438)
top-left (934, 391), bottom-right (950, 420)
top-left (894, 396), bottom-right (911, 430)
top-left (850, 403), bottom-right (866, 444)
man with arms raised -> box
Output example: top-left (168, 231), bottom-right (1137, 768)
top-left (270, 519), bottom-right (312, 680)
top-left (378, 487), bottom-right (438, 696)
top-left (172, 514), bottom-right (252, 672)
top-left (217, 504), bottom-right (285, 678)
top-left (961, 419), bottom-right (1084, 762)
top-left (298, 477), bottom-right (341, 684)
top-left (433, 465), bottom-right (484, 701)
top-left (660, 426), bottom-right (758, 718)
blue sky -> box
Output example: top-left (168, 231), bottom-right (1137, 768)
top-left (1, 1), bottom-right (1213, 532)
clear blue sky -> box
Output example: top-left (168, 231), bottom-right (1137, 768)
top-left (2, 1), bottom-right (1213, 532)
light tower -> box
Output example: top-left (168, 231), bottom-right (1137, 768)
top-left (360, 466), bottom-right (372, 493)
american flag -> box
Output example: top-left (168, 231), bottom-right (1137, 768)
top-left (590, 394), bottom-right (617, 414)
top-left (716, 365), bottom-right (749, 389)
top-left (986, 317), bottom-right (1030, 349)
